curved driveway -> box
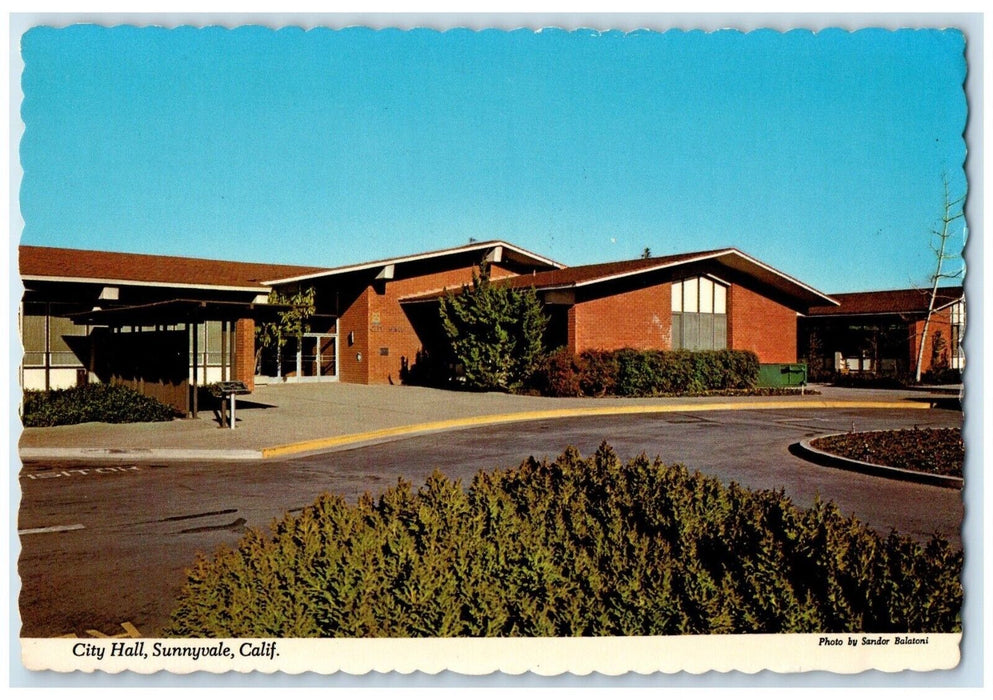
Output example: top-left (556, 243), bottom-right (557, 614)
top-left (18, 405), bottom-right (963, 638)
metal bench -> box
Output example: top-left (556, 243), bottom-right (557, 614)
top-left (209, 381), bottom-right (251, 429)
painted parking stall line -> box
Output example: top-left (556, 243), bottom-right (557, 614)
top-left (19, 523), bottom-right (85, 535)
top-left (21, 465), bottom-right (140, 480)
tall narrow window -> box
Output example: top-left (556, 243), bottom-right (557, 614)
top-left (671, 276), bottom-right (728, 350)
top-left (21, 302), bottom-right (47, 367)
top-left (949, 301), bottom-right (965, 370)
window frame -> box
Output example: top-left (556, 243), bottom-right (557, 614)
top-left (671, 275), bottom-right (728, 351)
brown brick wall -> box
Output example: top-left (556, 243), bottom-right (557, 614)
top-left (234, 318), bottom-right (255, 391)
top-left (908, 306), bottom-right (954, 374)
top-left (572, 284), bottom-right (672, 352)
top-left (332, 264), bottom-right (808, 381)
top-left (338, 287), bottom-right (371, 384)
top-left (337, 263), bottom-right (517, 384)
top-left (728, 285), bottom-right (797, 363)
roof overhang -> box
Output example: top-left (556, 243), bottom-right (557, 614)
top-left (703, 249), bottom-right (838, 308)
top-left (934, 295), bottom-right (965, 313)
top-left (399, 248), bottom-right (838, 309)
top-left (547, 249), bottom-right (838, 309)
top-left (804, 310), bottom-right (924, 319)
top-left (805, 288), bottom-right (964, 318)
top-left (22, 275), bottom-right (270, 295)
top-left (262, 240), bottom-right (564, 286)
top-left (66, 299), bottom-right (292, 326)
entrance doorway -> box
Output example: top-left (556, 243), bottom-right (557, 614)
top-left (260, 321), bottom-right (340, 383)
top-left (298, 333), bottom-right (338, 380)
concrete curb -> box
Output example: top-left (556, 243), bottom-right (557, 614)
top-left (260, 399), bottom-right (934, 459)
top-left (793, 433), bottom-right (963, 489)
top-left (260, 399), bottom-right (937, 459)
top-left (20, 398), bottom-right (933, 463)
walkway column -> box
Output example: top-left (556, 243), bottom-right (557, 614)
top-left (190, 321), bottom-right (199, 418)
top-left (235, 318), bottom-right (256, 391)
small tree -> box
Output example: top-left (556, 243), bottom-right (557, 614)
top-left (439, 262), bottom-right (547, 392)
top-left (914, 177), bottom-right (965, 382)
top-left (255, 287), bottom-right (316, 377)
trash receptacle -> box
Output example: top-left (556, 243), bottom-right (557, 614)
top-left (757, 363), bottom-right (807, 388)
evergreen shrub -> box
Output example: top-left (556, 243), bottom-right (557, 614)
top-left (166, 444), bottom-right (962, 637)
top-left (22, 383), bottom-right (178, 427)
top-left (439, 262), bottom-right (547, 392)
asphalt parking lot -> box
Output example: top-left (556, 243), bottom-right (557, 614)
top-left (17, 394), bottom-right (964, 638)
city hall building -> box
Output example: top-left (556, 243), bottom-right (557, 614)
top-left (19, 240), bottom-right (838, 414)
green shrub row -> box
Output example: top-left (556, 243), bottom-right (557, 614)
top-left (166, 444), bottom-right (961, 637)
top-left (533, 348), bottom-right (761, 397)
top-left (22, 383), bottom-right (178, 427)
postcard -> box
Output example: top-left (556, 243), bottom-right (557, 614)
top-left (11, 15), bottom-right (975, 681)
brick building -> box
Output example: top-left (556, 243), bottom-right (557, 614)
top-left (403, 247), bottom-right (836, 365)
top-left (19, 245), bottom-right (330, 413)
top-left (256, 241), bottom-right (561, 384)
top-left (800, 286), bottom-right (965, 380)
top-left (19, 240), bottom-right (837, 410)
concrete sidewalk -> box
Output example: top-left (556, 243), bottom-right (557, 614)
top-left (17, 382), bottom-right (945, 462)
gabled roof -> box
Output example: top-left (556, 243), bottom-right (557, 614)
top-left (402, 248), bottom-right (838, 309)
top-left (19, 245), bottom-right (329, 292)
top-left (261, 240), bottom-right (563, 285)
top-left (806, 286), bottom-right (964, 317)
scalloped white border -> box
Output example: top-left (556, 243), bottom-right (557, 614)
top-left (22, 634), bottom-right (962, 675)
top-left (7, 10), bottom-right (982, 687)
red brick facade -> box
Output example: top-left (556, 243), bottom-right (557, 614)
top-left (728, 284), bottom-right (798, 364)
top-left (908, 306), bottom-right (956, 374)
top-left (234, 318), bottom-right (256, 390)
top-left (339, 263), bottom-right (518, 384)
top-left (565, 280), bottom-right (797, 363)
top-left (338, 286), bottom-right (372, 385)
top-left (571, 285), bottom-right (673, 352)
top-left (21, 242), bottom-right (831, 393)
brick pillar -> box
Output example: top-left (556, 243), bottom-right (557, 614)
top-left (567, 306), bottom-right (578, 353)
top-left (235, 318), bottom-right (256, 391)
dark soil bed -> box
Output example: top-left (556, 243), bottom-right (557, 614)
top-left (810, 428), bottom-right (963, 478)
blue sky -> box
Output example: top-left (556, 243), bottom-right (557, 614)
top-left (18, 24), bottom-right (968, 293)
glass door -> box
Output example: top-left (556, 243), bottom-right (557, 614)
top-left (297, 333), bottom-right (338, 381)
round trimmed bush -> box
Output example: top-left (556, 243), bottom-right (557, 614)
top-left (165, 445), bottom-right (962, 638)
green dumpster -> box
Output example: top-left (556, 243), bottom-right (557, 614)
top-left (757, 363), bottom-right (807, 388)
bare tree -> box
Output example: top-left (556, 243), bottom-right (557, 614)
top-left (914, 176), bottom-right (965, 383)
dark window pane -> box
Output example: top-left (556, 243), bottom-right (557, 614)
top-left (683, 314), bottom-right (700, 350)
top-left (714, 314), bottom-right (727, 349)
top-left (22, 311), bottom-right (47, 355)
top-left (700, 314), bottom-right (714, 350)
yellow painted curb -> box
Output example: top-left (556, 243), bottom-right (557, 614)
top-left (260, 399), bottom-right (933, 460)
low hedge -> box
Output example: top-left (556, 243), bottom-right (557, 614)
top-left (22, 383), bottom-right (178, 427)
top-left (534, 348), bottom-right (760, 397)
top-left (166, 444), bottom-right (962, 637)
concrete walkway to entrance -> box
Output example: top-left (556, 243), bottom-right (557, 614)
top-left (17, 382), bottom-right (951, 462)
